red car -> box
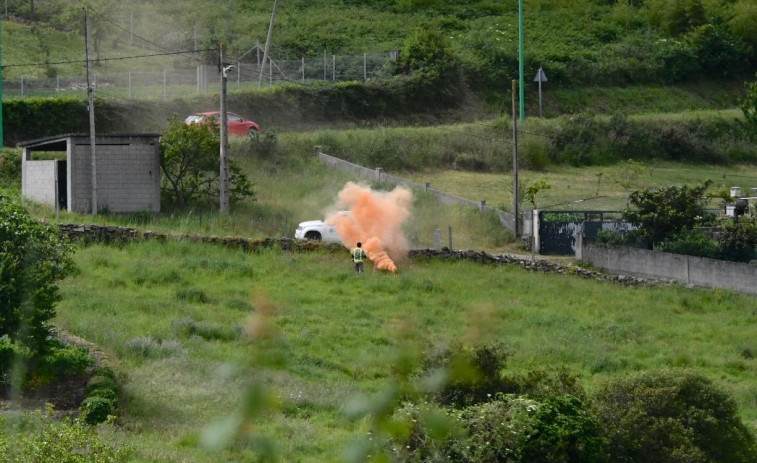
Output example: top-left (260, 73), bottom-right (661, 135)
top-left (184, 111), bottom-right (262, 137)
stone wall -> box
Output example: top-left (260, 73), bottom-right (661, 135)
top-left (57, 224), bottom-right (653, 287)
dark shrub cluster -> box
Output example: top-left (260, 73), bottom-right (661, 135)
top-left (79, 366), bottom-right (119, 425)
top-left (391, 342), bottom-right (757, 463)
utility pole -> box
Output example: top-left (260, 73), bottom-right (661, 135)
top-left (518, 0), bottom-right (524, 121)
top-left (85, 6), bottom-right (98, 215)
top-left (512, 80), bottom-right (520, 238)
top-left (219, 43), bottom-right (230, 214)
top-left (258, 0), bottom-right (279, 87)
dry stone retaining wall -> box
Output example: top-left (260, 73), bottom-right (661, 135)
top-left (56, 224), bottom-right (655, 287)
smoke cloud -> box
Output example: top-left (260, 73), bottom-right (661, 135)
top-left (326, 182), bottom-right (413, 272)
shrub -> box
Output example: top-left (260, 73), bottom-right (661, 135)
top-left (172, 317), bottom-right (240, 342)
top-left (622, 182), bottom-right (710, 247)
top-left (79, 395), bottom-right (117, 425)
top-left (80, 365), bottom-right (120, 425)
top-left (519, 394), bottom-right (605, 463)
top-left (454, 396), bottom-right (540, 463)
top-left (32, 342), bottom-right (93, 385)
top-left (422, 341), bottom-right (516, 408)
top-left (389, 401), bottom-right (464, 463)
top-left (658, 231), bottom-right (719, 258)
top-left (1, 405), bottom-right (134, 462)
top-left (594, 369), bottom-right (757, 463)
top-left (0, 150), bottom-right (22, 187)
top-left (0, 195), bottom-right (74, 355)
top-left (716, 221), bottom-right (757, 262)
top-left (123, 336), bottom-right (186, 360)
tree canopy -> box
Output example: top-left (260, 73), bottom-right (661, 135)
top-left (159, 119), bottom-right (255, 208)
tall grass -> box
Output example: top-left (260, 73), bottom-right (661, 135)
top-left (53, 240), bottom-right (757, 462)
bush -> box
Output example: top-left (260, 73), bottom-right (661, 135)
top-left (451, 394), bottom-right (604, 463)
top-left (123, 336), bottom-right (186, 360)
top-left (79, 396), bottom-right (117, 425)
top-left (594, 369), bottom-right (757, 463)
top-left (658, 231), bottom-right (719, 258)
top-left (622, 182), bottom-right (710, 247)
top-left (716, 221), bottom-right (757, 262)
top-left (172, 317), bottom-right (240, 342)
top-left (80, 366), bottom-right (120, 425)
top-left (31, 342), bottom-right (93, 387)
top-left (0, 195), bottom-right (74, 355)
top-left (0, 405), bottom-right (134, 462)
top-left (0, 150), bottom-right (22, 187)
top-left (422, 341), bottom-right (516, 408)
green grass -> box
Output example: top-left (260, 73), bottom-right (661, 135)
top-left (51, 239), bottom-right (757, 462)
top-left (405, 161), bottom-right (757, 212)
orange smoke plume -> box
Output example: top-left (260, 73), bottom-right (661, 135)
top-left (326, 182), bottom-right (412, 272)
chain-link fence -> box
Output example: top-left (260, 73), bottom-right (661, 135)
top-left (2, 50), bottom-right (398, 100)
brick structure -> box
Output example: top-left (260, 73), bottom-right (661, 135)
top-left (19, 133), bottom-right (161, 213)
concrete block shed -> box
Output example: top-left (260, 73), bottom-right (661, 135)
top-left (18, 133), bottom-right (161, 213)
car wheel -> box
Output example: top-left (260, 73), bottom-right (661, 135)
top-left (304, 231), bottom-right (321, 241)
top-left (248, 128), bottom-right (259, 141)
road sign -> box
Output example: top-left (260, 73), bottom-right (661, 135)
top-left (534, 67), bottom-right (548, 82)
top-left (533, 67), bottom-right (547, 117)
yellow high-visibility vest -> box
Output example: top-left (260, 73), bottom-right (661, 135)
top-left (353, 248), bottom-right (365, 263)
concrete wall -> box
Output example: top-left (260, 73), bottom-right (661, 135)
top-left (21, 159), bottom-right (57, 206)
top-left (579, 240), bottom-right (757, 295)
top-left (315, 147), bottom-right (517, 232)
top-left (70, 136), bottom-right (160, 213)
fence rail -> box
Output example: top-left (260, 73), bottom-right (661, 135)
top-left (2, 50), bottom-right (398, 100)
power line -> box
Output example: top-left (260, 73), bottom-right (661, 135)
top-left (88, 6), bottom-right (205, 62)
top-left (2, 48), bottom-right (219, 69)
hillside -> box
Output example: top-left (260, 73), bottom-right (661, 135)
top-left (2, 0), bottom-right (755, 120)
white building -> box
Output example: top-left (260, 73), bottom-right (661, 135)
top-left (19, 133), bottom-right (162, 213)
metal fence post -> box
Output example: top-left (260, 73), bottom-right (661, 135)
top-left (56, 75), bottom-right (60, 96)
top-left (363, 53), bottom-right (367, 80)
top-left (302, 57), bottom-right (305, 82)
top-left (21, 77), bottom-right (24, 98)
top-left (332, 55), bottom-right (336, 81)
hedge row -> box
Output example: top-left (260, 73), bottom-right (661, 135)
top-left (1, 72), bottom-right (461, 146)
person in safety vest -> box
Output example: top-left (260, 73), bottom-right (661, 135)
top-left (352, 242), bottom-right (368, 274)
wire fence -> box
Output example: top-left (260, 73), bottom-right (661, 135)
top-left (2, 49), bottom-right (398, 100)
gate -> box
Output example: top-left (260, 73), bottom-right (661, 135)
top-left (538, 211), bottom-right (629, 255)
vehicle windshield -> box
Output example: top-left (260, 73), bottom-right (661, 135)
top-left (185, 115), bottom-right (204, 123)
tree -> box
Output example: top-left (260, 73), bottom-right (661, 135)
top-left (623, 181), bottom-right (710, 247)
top-left (742, 73), bottom-right (757, 137)
top-left (523, 180), bottom-right (552, 209)
top-left (0, 195), bottom-right (74, 355)
top-left (159, 118), bottom-right (255, 208)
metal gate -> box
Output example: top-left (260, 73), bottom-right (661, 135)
top-left (538, 211), bottom-right (627, 255)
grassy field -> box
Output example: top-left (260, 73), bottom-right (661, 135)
top-left (405, 161), bottom-right (757, 212)
top-left (20, 145), bottom-right (514, 253)
top-left (50, 238), bottom-right (757, 462)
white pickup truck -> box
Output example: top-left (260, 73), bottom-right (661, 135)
top-left (294, 212), bottom-right (349, 243)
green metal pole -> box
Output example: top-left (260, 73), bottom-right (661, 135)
top-left (518, 0), bottom-right (524, 121)
top-left (1, 19), bottom-right (4, 148)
